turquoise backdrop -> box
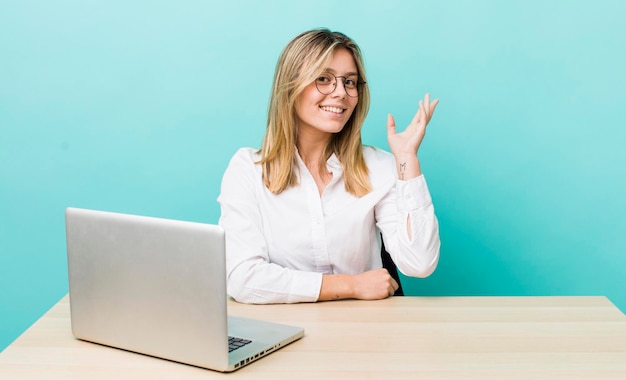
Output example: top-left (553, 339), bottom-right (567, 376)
top-left (1, 0), bottom-right (625, 351)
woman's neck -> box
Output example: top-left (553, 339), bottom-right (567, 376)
top-left (297, 133), bottom-right (333, 195)
top-left (296, 130), bottom-right (332, 170)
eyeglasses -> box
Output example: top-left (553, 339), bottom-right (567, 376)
top-left (315, 73), bottom-right (365, 98)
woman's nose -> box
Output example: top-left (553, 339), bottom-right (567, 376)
top-left (332, 79), bottom-right (348, 98)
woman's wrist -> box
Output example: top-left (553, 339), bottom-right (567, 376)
top-left (319, 273), bottom-right (355, 301)
top-left (394, 154), bottom-right (421, 180)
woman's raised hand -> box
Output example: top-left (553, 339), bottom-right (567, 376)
top-left (387, 93), bottom-right (439, 158)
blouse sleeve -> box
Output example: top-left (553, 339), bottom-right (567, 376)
top-left (217, 149), bottom-right (322, 304)
top-left (374, 159), bottom-right (440, 277)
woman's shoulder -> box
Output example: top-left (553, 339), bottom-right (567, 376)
top-left (225, 147), bottom-right (262, 174)
top-left (228, 147), bottom-right (261, 164)
top-left (362, 146), bottom-right (396, 184)
top-left (363, 145), bottom-right (395, 168)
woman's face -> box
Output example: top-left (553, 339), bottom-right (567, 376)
top-left (294, 48), bottom-right (359, 138)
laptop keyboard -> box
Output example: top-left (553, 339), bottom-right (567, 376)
top-left (228, 336), bottom-right (252, 352)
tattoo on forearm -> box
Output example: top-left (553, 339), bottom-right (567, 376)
top-left (400, 162), bottom-right (406, 180)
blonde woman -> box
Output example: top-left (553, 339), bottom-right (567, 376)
top-left (218, 28), bottom-right (440, 304)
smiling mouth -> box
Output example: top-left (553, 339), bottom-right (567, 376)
top-left (320, 106), bottom-right (345, 114)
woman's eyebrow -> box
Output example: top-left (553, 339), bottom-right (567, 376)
top-left (323, 68), bottom-right (359, 76)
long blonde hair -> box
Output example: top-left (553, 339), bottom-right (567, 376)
top-left (258, 28), bottom-right (371, 197)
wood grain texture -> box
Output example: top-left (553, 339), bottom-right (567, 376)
top-left (1, 295), bottom-right (625, 379)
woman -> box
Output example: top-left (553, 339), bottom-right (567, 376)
top-left (218, 28), bottom-right (440, 304)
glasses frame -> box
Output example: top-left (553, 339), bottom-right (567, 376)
top-left (314, 73), bottom-right (366, 98)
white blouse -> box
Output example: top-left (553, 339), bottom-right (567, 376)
top-left (217, 146), bottom-right (440, 304)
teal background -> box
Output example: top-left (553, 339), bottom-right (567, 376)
top-left (1, 0), bottom-right (625, 352)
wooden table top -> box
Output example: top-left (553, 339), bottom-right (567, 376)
top-left (1, 295), bottom-right (625, 379)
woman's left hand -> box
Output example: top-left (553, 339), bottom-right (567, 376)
top-left (387, 93), bottom-right (439, 158)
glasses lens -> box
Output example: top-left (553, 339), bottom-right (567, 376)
top-left (344, 76), bottom-right (359, 97)
top-left (315, 74), bottom-right (335, 95)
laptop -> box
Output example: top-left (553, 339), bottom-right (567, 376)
top-left (65, 207), bottom-right (304, 372)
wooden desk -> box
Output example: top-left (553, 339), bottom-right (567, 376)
top-left (1, 295), bottom-right (625, 379)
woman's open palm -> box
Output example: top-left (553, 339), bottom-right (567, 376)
top-left (387, 93), bottom-right (439, 157)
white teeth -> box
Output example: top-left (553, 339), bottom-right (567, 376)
top-left (320, 106), bottom-right (344, 114)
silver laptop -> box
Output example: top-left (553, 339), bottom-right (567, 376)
top-left (65, 207), bottom-right (304, 372)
